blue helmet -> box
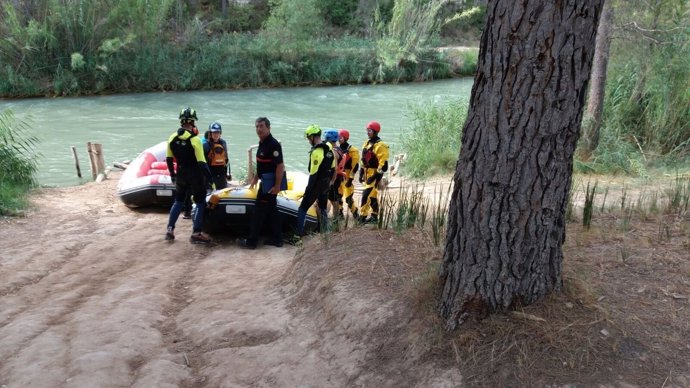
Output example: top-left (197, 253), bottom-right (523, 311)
top-left (209, 121), bottom-right (222, 133)
top-left (323, 129), bottom-right (339, 143)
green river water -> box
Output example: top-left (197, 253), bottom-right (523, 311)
top-left (1, 78), bottom-right (472, 187)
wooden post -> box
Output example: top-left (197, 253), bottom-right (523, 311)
top-left (87, 142), bottom-right (106, 180)
top-left (71, 146), bottom-right (82, 178)
top-left (94, 143), bottom-right (105, 175)
top-left (247, 145), bottom-right (258, 184)
top-left (87, 142), bottom-right (97, 180)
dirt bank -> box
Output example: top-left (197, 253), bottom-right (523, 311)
top-left (0, 171), bottom-right (461, 387)
top-left (1, 171), bottom-right (689, 387)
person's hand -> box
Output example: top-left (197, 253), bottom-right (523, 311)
top-left (268, 186), bottom-right (280, 195)
top-left (366, 172), bottom-right (382, 185)
top-left (249, 176), bottom-right (258, 189)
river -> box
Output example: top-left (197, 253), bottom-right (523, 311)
top-left (1, 78), bottom-right (472, 187)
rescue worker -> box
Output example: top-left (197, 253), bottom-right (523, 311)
top-left (358, 120), bottom-right (389, 224)
top-left (296, 124), bottom-right (335, 236)
top-left (323, 129), bottom-right (344, 218)
top-left (165, 107), bottom-right (213, 244)
top-left (203, 121), bottom-right (231, 190)
top-left (337, 129), bottom-right (360, 219)
top-left (239, 117), bottom-right (285, 249)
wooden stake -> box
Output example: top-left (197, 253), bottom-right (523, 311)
top-left (87, 142), bottom-right (97, 180)
top-left (71, 146), bottom-right (82, 178)
top-left (94, 143), bottom-right (105, 174)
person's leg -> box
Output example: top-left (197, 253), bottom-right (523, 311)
top-left (190, 181), bottom-right (211, 243)
top-left (360, 186), bottom-right (373, 220)
top-left (368, 186), bottom-right (379, 222)
top-left (245, 188), bottom-right (272, 247)
top-left (267, 194), bottom-right (282, 246)
top-left (317, 191), bottom-right (329, 233)
top-left (214, 173), bottom-right (228, 190)
top-left (166, 183), bottom-right (188, 239)
top-left (296, 190), bottom-right (318, 236)
top-left (183, 191), bottom-right (192, 218)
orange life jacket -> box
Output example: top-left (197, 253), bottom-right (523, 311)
top-left (208, 143), bottom-right (227, 167)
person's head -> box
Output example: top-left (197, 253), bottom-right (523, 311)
top-left (179, 107), bottom-right (198, 129)
top-left (209, 121), bottom-right (222, 141)
top-left (323, 129), bottom-right (339, 144)
top-left (255, 117), bottom-right (271, 141)
top-left (366, 121), bottom-right (380, 139)
top-left (304, 124), bottom-right (322, 146)
top-left (338, 129), bottom-right (349, 145)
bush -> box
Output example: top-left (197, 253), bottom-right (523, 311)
top-left (400, 99), bottom-right (468, 178)
top-left (0, 109), bottom-right (40, 215)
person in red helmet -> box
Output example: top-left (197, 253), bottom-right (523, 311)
top-left (358, 120), bottom-right (389, 224)
top-left (337, 129), bottom-right (360, 219)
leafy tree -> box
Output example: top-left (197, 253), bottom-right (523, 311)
top-left (439, 1), bottom-right (604, 329)
top-left (262, 0), bottom-right (325, 41)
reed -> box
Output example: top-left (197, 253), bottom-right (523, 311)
top-left (400, 98), bottom-right (467, 178)
top-left (0, 109), bottom-right (39, 215)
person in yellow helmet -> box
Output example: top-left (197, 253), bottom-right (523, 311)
top-left (165, 107), bottom-right (213, 244)
top-left (296, 124), bottom-right (335, 236)
top-left (337, 129), bottom-right (360, 219)
top-left (358, 120), bottom-right (389, 224)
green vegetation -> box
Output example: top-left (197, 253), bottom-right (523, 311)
top-left (0, 109), bottom-right (39, 215)
top-left (0, 0), bottom-right (480, 97)
top-left (575, 0), bottom-right (690, 176)
top-left (400, 99), bottom-right (467, 178)
top-left (397, 1), bottom-right (688, 180)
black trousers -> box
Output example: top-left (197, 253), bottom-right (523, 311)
top-left (247, 186), bottom-right (282, 244)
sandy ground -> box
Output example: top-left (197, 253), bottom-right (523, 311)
top-left (0, 171), bottom-right (461, 387)
top-left (2, 170), bottom-right (689, 388)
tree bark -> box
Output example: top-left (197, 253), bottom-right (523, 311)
top-left (439, 0), bottom-right (604, 330)
top-left (580, 2), bottom-right (613, 159)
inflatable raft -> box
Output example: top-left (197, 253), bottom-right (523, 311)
top-left (204, 172), bottom-right (319, 234)
top-left (116, 141), bottom-right (175, 208)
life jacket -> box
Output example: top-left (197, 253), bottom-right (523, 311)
top-left (309, 142), bottom-right (335, 181)
top-left (207, 142), bottom-right (227, 167)
top-left (336, 145), bottom-right (350, 178)
top-left (362, 138), bottom-right (380, 169)
top-left (169, 129), bottom-right (197, 169)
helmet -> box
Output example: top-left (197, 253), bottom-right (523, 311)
top-left (338, 129), bottom-right (349, 141)
top-left (324, 129), bottom-right (339, 143)
top-left (304, 124), bottom-right (322, 138)
top-left (179, 107), bottom-right (198, 122)
top-left (366, 121), bottom-right (381, 133)
top-left (209, 121), bottom-right (222, 133)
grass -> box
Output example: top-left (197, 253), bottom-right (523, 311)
top-left (0, 109), bottom-right (39, 215)
top-left (291, 173), bottom-right (690, 386)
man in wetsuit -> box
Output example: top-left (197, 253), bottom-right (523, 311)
top-left (165, 107), bottom-right (213, 244)
top-left (296, 124), bottom-right (335, 236)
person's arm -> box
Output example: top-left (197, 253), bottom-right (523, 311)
top-left (165, 135), bottom-right (176, 180)
top-left (224, 141), bottom-right (231, 179)
top-left (193, 137), bottom-right (212, 184)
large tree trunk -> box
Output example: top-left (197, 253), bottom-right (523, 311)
top-left (580, 2), bottom-right (614, 159)
top-left (439, 0), bottom-right (604, 330)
